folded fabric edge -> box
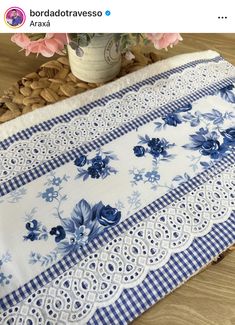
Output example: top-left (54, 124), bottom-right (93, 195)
top-left (0, 50), bottom-right (219, 141)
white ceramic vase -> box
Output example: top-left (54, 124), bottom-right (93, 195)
top-left (68, 34), bottom-right (121, 83)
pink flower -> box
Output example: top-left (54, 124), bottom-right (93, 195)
top-left (11, 33), bottom-right (30, 49)
top-left (125, 50), bottom-right (135, 61)
top-left (145, 33), bottom-right (182, 50)
top-left (11, 33), bottom-right (68, 57)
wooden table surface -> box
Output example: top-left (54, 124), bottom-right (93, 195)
top-left (0, 33), bottom-right (235, 325)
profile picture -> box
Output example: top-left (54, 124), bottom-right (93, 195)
top-left (4, 7), bottom-right (26, 28)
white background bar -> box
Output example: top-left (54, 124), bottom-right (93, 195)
top-left (0, 0), bottom-right (234, 33)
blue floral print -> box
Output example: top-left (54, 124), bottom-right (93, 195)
top-left (24, 219), bottom-right (39, 241)
top-left (0, 188), bottom-right (27, 205)
top-left (24, 219), bottom-right (48, 242)
top-left (29, 251), bottom-right (58, 266)
top-left (75, 150), bottom-right (118, 181)
top-left (19, 83), bottom-right (235, 270)
top-left (202, 109), bottom-right (233, 127)
top-left (163, 112), bottom-right (182, 127)
top-left (133, 172), bottom-right (144, 182)
top-left (172, 173), bottom-right (191, 185)
top-left (154, 84), bottom-right (235, 131)
top-left (155, 103), bottom-right (192, 129)
top-left (131, 135), bottom-right (175, 191)
top-left (183, 128), bottom-right (227, 159)
top-left (42, 187), bottom-right (58, 202)
top-left (26, 219), bottom-right (39, 231)
top-left (49, 226), bottom-right (66, 243)
top-left (24, 173), bottom-right (69, 244)
top-left (145, 171), bottom-right (160, 183)
top-left (202, 109), bottom-right (226, 125)
top-left (183, 127), bottom-right (234, 161)
top-left (221, 127), bottom-right (235, 145)
top-left (52, 177), bottom-right (62, 186)
top-left (26, 190), bottom-right (121, 265)
top-left (56, 199), bottom-right (121, 255)
top-left (129, 168), bottom-right (161, 191)
top-left (7, 188), bottom-right (27, 203)
top-left (74, 155), bottom-right (87, 167)
top-left (38, 173), bottom-right (69, 221)
top-left (133, 146), bottom-right (145, 157)
top-left (148, 138), bottom-right (168, 157)
top-left (219, 84), bottom-right (235, 103)
top-left (135, 135), bottom-right (175, 160)
top-left (0, 252), bottom-right (13, 287)
top-left (98, 205), bottom-right (121, 226)
top-left (156, 108), bottom-right (235, 130)
top-left (44, 173), bottom-right (70, 187)
top-left (115, 191), bottom-right (141, 216)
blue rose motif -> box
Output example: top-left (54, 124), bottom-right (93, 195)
top-left (133, 146), bottom-right (145, 157)
top-left (42, 187), bottom-right (58, 202)
top-left (74, 155), bottom-right (87, 167)
top-left (148, 138), bottom-right (160, 148)
top-left (28, 199), bottom-right (122, 257)
top-left (58, 199), bottom-right (121, 255)
top-left (75, 152), bottom-right (118, 181)
top-left (50, 226), bottom-right (66, 243)
top-left (87, 166), bottom-right (101, 179)
top-left (200, 139), bottom-right (221, 158)
top-left (221, 127), bottom-right (235, 145)
top-left (85, 155), bottom-right (110, 178)
top-left (92, 156), bottom-right (106, 170)
top-left (98, 205), bottom-right (121, 226)
top-left (26, 219), bottom-right (39, 231)
top-left (148, 138), bottom-right (167, 158)
top-left (163, 113), bottom-right (182, 127)
top-left (184, 128), bottom-right (227, 159)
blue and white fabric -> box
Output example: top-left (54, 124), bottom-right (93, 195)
top-left (0, 50), bottom-right (234, 324)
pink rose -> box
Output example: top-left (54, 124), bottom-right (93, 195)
top-left (11, 33), bottom-right (68, 57)
top-left (145, 33), bottom-right (182, 50)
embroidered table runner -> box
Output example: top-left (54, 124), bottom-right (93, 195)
top-left (0, 50), bottom-right (234, 325)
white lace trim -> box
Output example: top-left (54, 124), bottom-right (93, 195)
top-left (0, 60), bottom-right (235, 184)
top-left (0, 50), bottom-right (221, 140)
top-left (1, 166), bottom-right (234, 324)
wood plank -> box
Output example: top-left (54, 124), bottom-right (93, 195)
top-left (132, 251), bottom-right (235, 325)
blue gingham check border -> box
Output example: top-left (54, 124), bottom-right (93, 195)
top-left (89, 211), bottom-right (235, 325)
top-left (0, 55), bottom-right (224, 150)
top-left (0, 152), bottom-right (234, 311)
top-left (1, 76), bottom-right (235, 197)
